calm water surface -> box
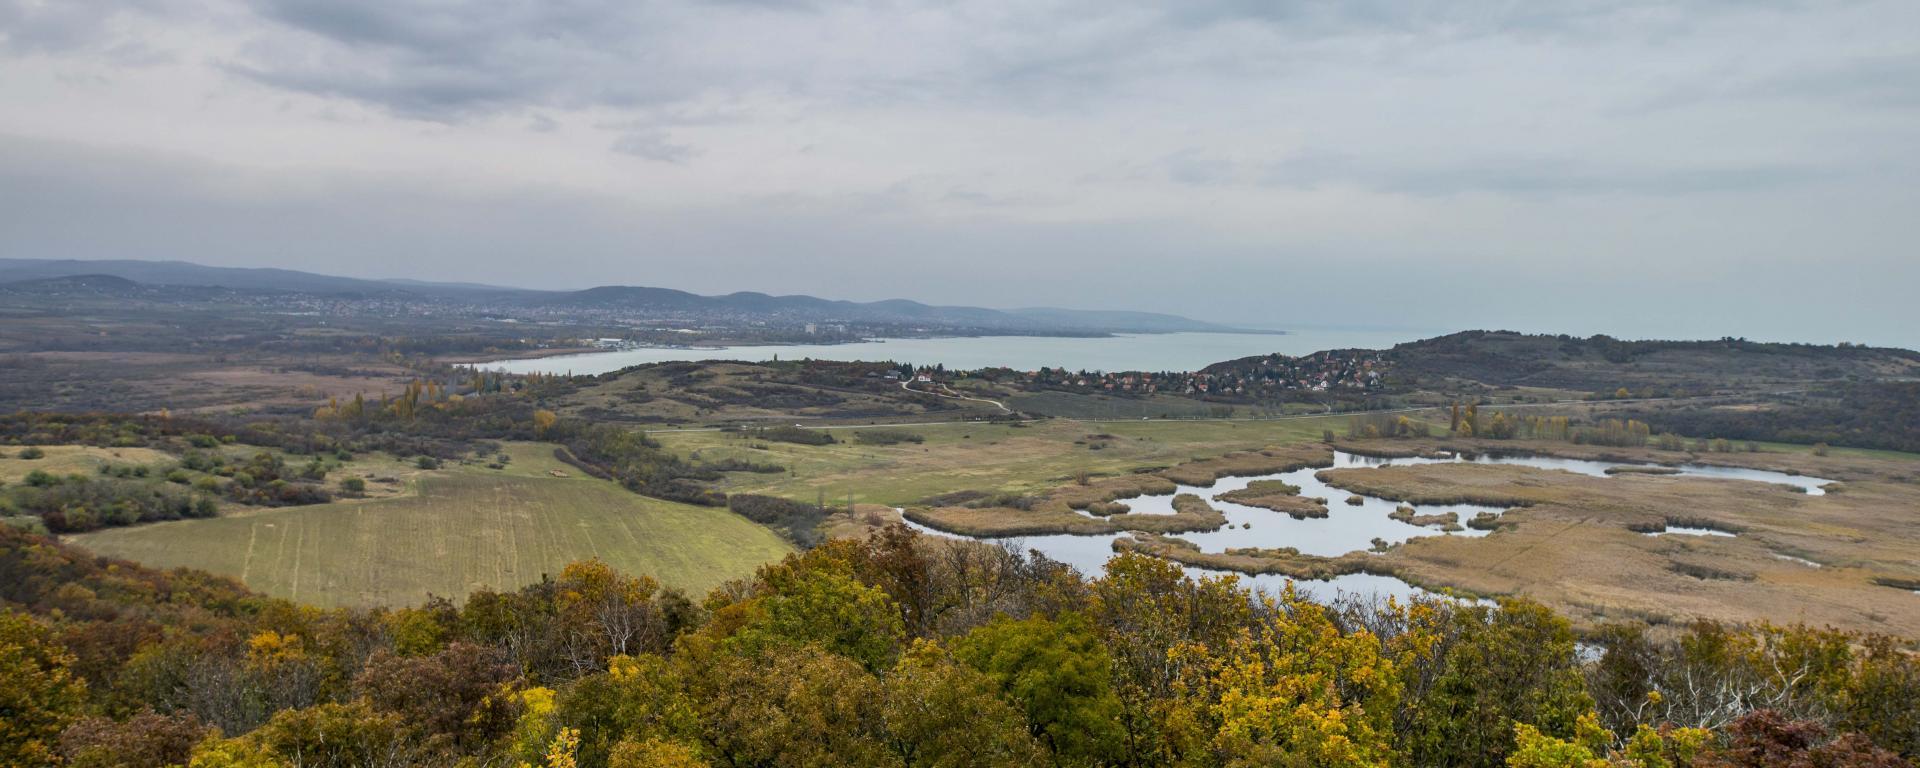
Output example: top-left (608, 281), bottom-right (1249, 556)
top-left (480, 328), bottom-right (1436, 375)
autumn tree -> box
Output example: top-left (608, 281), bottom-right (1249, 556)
top-left (558, 654), bottom-right (700, 768)
top-left (1165, 585), bottom-right (1401, 767)
top-left (0, 610), bottom-right (87, 766)
top-left (356, 642), bottom-right (522, 757)
top-left (682, 644), bottom-right (896, 767)
top-left (58, 710), bottom-right (207, 768)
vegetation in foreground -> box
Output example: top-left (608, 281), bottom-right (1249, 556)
top-left (4, 524), bottom-right (1918, 767)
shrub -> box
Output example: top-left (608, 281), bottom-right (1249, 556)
top-left (853, 429), bottom-right (924, 446)
top-left (17, 447), bottom-right (45, 460)
top-left (754, 425), bottom-right (836, 446)
top-left (727, 494), bottom-right (829, 548)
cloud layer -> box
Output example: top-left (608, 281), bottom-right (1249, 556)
top-left (1, 0), bottom-right (1916, 345)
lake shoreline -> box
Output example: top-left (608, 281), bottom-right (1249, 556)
top-left (468, 328), bottom-right (1433, 377)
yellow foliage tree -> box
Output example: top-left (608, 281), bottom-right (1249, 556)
top-left (1167, 584), bottom-right (1402, 767)
top-left (609, 737), bottom-right (709, 768)
top-left (0, 611), bottom-right (87, 767)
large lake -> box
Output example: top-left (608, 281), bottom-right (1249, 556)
top-left (479, 328), bottom-right (1439, 375)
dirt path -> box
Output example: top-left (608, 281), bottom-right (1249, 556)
top-left (901, 380), bottom-right (1012, 414)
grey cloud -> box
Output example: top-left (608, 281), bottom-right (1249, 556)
top-left (610, 129), bottom-right (697, 163)
top-left (82, 0), bottom-right (1867, 128)
top-left (1750, 55), bottom-right (1920, 109)
top-left (3, 1), bottom-right (1917, 349)
top-left (3, 134), bottom-right (1913, 349)
top-left (1320, 157), bottom-right (1825, 199)
top-left (231, 0), bottom-right (689, 118)
top-left (0, 0), bottom-right (181, 56)
top-left (1153, 150), bottom-right (1829, 199)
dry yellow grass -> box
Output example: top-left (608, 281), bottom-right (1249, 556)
top-left (1311, 438), bottom-right (1920, 635)
top-left (906, 493), bottom-right (1224, 537)
top-left (1117, 534), bottom-right (1400, 582)
top-left (1214, 481), bottom-right (1329, 519)
top-left (0, 444), bottom-right (173, 484)
top-left (1158, 444), bottom-right (1331, 485)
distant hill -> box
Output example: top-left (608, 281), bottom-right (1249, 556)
top-left (0, 273), bottom-right (143, 293)
top-left (0, 273), bottom-right (242, 301)
top-left (0, 257), bottom-right (1251, 335)
top-left (1385, 330), bottom-right (1920, 392)
top-left (0, 258), bottom-right (423, 296)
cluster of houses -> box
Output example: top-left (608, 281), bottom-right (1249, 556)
top-left (1016, 351), bottom-right (1391, 399)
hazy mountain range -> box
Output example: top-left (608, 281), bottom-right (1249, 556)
top-left (0, 258), bottom-right (1255, 335)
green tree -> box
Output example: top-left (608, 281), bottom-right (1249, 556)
top-left (953, 612), bottom-right (1124, 766)
top-left (726, 565), bottom-right (905, 672)
top-left (558, 654), bottom-right (699, 768)
top-left (1405, 599), bottom-right (1594, 768)
top-left (882, 639), bottom-right (1042, 768)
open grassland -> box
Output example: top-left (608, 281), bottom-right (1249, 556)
top-left (655, 416), bottom-right (1348, 506)
top-left (557, 361), bottom-right (995, 424)
top-left (999, 391), bottom-right (1327, 419)
top-left (70, 443), bottom-right (792, 607)
top-left (0, 444), bottom-right (174, 484)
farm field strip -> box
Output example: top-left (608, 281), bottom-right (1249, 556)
top-left (70, 444), bottom-right (792, 607)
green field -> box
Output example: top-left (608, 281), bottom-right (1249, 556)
top-left (70, 443), bottom-right (793, 607)
top-left (656, 415), bottom-right (1355, 506)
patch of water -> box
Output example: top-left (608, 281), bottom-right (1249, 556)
top-left (904, 450), bottom-right (1828, 601)
top-left (1659, 463), bottom-right (1830, 495)
top-left (1438, 452), bottom-right (1830, 495)
top-left (900, 518), bottom-right (1427, 603)
top-left (1643, 526), bottom-right (1737, 538)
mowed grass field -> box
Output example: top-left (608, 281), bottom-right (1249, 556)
top-left (657, 415), bottom-right (1357, 506)
top-left (70, 443), bottom-right (792, 607)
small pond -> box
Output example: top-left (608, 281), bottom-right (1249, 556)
top-left (1643, 526), bottom-right (1736, 538)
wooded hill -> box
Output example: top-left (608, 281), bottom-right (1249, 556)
top-left (1383, 331), bottom-right (1920, 395)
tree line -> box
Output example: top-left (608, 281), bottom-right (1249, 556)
top-left (1, 524), bottom-right (1914, 768)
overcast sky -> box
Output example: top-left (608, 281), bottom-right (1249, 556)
top-left (2, 1), bottom-right (1916, 346)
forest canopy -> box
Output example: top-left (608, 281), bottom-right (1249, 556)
top-left (0, 524), bottom-right (1914, 768)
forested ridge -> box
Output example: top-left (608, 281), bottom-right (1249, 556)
top-left (1, 524), bottom-right (1914, 768)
